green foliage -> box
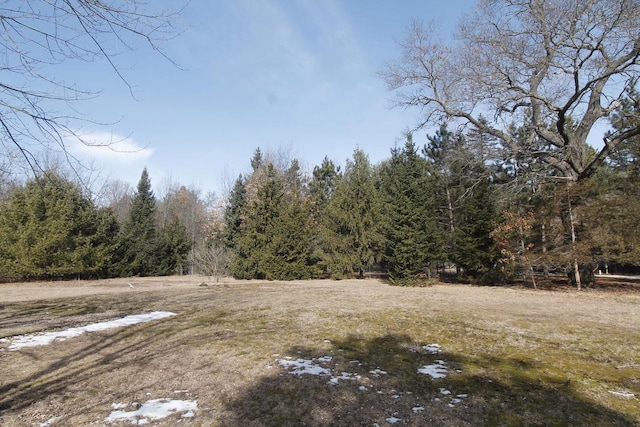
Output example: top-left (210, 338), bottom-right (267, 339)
top-left (223, 175), bottom-right (247, 249)
top-left (115, 168), bottom-right (191, 277)
top-left (321, 149), bottom-right (383, 279)
top-left (115, 168), bottom-right (158, 277)
top-left (156, 218), bottom-right (192, 275)
top-left (230, 161), bottom-right (314, 280)
top-left (424, 124), bottom-right (500, 280)
top-left (0, 173), bottom-right (117, 280)
top-left (453, 175), bottom-right (500, 280)
top-left (379, 137), bottom-right (440, 284)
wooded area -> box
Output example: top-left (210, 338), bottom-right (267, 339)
top-left (0, 0), bottom-right (638, 288)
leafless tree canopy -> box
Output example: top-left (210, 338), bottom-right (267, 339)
top-left (381, 0), bottom-right (640, 181)
top-left (0, 0), bottom-right (182, 175)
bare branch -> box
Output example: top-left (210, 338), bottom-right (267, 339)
top-left (382, 0), bottom-right (640, 182)
top-left (0, 0), bottom-right (185, 180)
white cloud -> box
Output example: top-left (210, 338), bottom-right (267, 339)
top-left (68, 131), bottom-right (154, 163)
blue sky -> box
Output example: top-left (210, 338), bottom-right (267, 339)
top-left (66, 0), bottom-right (478, 196)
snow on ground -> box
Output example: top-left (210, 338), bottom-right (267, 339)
top-left (423, 343), bottom-right (441, 354)
top-left (38, 416), bottom-right (61, 427)
top-left (105, 398), bottom-right (197, 425)
top-left (1, 311), bottom-right (176, 351)
top-left (277, 357), bottom-right (331, 376)
top-left (417, 360), bottom-right (449, 379)
top-left (276, 343), bottom-right (469, 423)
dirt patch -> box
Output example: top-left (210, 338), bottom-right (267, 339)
top-left (0, 276), bottom-right (638, 426)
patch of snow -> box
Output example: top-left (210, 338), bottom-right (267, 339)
top-left (418, 360), bottom-right (448, 379)
top-left (423, 343), bottom-right (441, 354)
top-left (457, 394), bottom-right (468, 398)
top-left (39, 416), bottom-right (61, 427)
top-left (111, 403), bottom-right (128, 410)
top-left (609, 390), bottom-right (635, 398)
top-left (412, 406), bottom-right (425, 413)
top-left (105, 398), bottom-right (197, 425)
top-left (386, 416), bottom-right (401, 424)
top-left (359, 385), bottom-right (368, 391)
top-left (439, 388), bottom-right (451, 395)
top-left (391, 394), bottom-right (400, 399)
top-left (317, 356), bottom-right (332, 362)
top-left (277, 358), bottom-right (330, 376)
top-left (369, 368), bottom-right (388, 376)
top-left (5, 312), bottom-right (176, 351)
top-left (328, 371), bottom-right (360, 385)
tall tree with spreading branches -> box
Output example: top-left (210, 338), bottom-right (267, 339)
top-left (381, 0), bottom-right (640, 288)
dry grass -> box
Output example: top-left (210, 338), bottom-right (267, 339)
top-left (0, 276), bottom-right (639, 426)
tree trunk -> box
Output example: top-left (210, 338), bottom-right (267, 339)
top-left (566, 192), bottom-right (582, 290)
top-left (541, 222), bottom-right (549, 279)
top-left (519, 231), bottom-right (537, 289)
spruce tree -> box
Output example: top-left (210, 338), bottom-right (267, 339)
top-left (322, 149), bottom-right (382, 279)
top-left (223, 175), bottom-right (247, 249)
top-left (0, 173), bottom-right (116, 279)
top-left (156, 217), bottom-right (191, 275)
top-left (380, 137), bottom-right (440, 284)
top-left (309, 156), bottom-right (340, 275)
top-left (229, 158), bottom-right (315, 280)
top-left (117, 168), bottom-right (160, 277)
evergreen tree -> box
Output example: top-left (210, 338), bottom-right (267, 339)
top-left (156, 217), bottom-right (191, 275)
top-left (93, 207), bottom-right (121, 278)
top-left (230, 162), bottom-right (313, 280)
top-left (424, 125), bottom-right (466, 271)
top-left (453, 174), bottom-right (499, 281)
top-left (380, 137), bottom-right (440, 285)
top-left (223, 175), bottom-right (247, 249)
top-left (0, 173), bottom-right (116, 279)
top-left (322, 149), bottom-right (382, 279)
top-left (308, 156), bottom-right (340, 275)
top-left (117, 168), bottom-right (161, 277)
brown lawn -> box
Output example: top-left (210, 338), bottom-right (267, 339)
top-left (1, 276), bottom-right (639, 426)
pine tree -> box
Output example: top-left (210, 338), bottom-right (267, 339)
top-left (322, 149), bottom-right (383, 279)
top-left (380, 137), bottom-right (440, 284)
top-left (308, 156), bottom-right (340, 275)
top-left (0, 172), bottom-right (116, 279)
top-left (156, 217), bottom-right (191, 275)
top-left (223, 175), bottom-right (247, 249)
top-left (230, 161), bottom-right (314, 280)
top-left (117, 168), bottom-right (160, 277)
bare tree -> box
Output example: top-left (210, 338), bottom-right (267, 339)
top-left (189, 242), bottom-right (230, 282)
top-left (0, 1), bottom-right (183, 176)
top-left (381, 0), bottom-right (640, 288)
top-left (100, 178), bottom-right (134, 224)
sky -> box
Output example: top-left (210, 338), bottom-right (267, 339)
top-left (62, 0), bottom-right (478, 196)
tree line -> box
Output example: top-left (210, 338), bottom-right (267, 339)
top-left (0, 0), bottom-right (638, 288)
top-left (0, 96), bottom-right (637, 286)
top-left (0, 168), bottom-right (199, 281)
top-left (221, 90), bottom-right (639, 287)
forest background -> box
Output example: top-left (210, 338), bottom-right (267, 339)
top-left (1, 0), bottom-right (639, 289)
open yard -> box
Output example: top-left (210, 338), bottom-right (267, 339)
top-left (0, 276), bottom-right (639, 426)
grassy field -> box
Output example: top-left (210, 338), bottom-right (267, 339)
top-left (0, 276), bottom-right (639, 426)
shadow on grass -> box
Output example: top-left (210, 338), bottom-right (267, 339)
top-left (226, 334), bottom-right (636, 426)
top-left (0, 315), bottom-right (185, 415)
